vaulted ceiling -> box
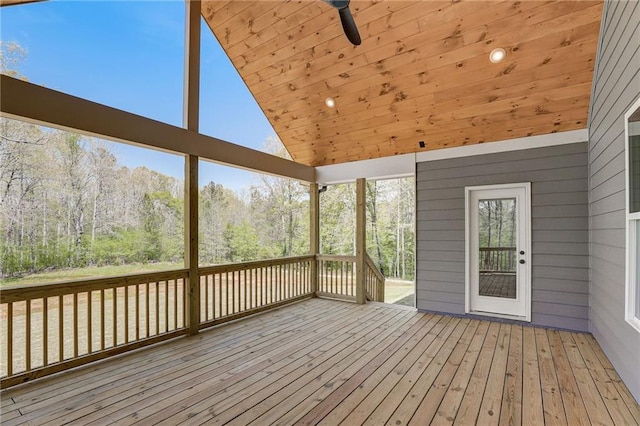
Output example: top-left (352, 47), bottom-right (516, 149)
top-left (202, 0), bottom-right (602, 167)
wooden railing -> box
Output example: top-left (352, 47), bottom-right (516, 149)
top-left (198, 255), bottom-right (314, 328)
top-left (479, 247), bottom-right (517, 273)
top-left (0, 253), bottom-right (385, 388)
top-left (316, 254), bottom-right (385, 302)
top-left (365, 255), bottom-right (385, 302)
top-left (0, 269), bottom-right (188, 388)
top-left (316, 255), bottom-right (357, 301)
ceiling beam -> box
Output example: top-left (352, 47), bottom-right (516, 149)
top-left (0, 75), bottom-right (315, 183)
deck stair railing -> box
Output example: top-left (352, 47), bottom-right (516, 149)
top-left (316, 253), bottom-right (384, 302)
top-left (479, 247), bottom-right (517, 273)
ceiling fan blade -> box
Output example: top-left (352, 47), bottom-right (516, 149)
top-left (338, 6), bottom-right (361, 46)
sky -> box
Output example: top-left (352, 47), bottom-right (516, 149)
top-left (0, 0), bottom-right (280, 191)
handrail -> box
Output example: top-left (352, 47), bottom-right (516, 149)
top-left (315, 254), bottom-right (356, 262)
top-left (199, 255), bottom-right (314, 275)
top-left (365, 254), bottom-right (385, 302)
top-left (0, 269), bottom-right (190, 303)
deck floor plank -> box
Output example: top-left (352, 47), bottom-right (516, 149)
top-left (6, 301), bottom-right (345, 426)
top-left (113, 305), bottom-right (410, 425)
top-left (476, 323), bottom-right (512, 426)
top-left (547, 330), bottom-right (590, 425)
top-left (535, 327), bottom-right (568, 425)
top-left (572, 332), bottom-right (637, 425)
top-left (362, 318), bottom-right (466, 426)
top-left (559, 330), bottom-right (613, 425)
top-left (499, 324), bottom-right (523, 426)
top-left (1, 299), bottom-right (638, 426)
top-left (70, 303), bottom-right (388, 426)
top-left (318, 315), bottom-right (456, 426)
top-left (452, 321), bottom-right (501, 425)
top-left (246, 314), bottom-right (442, 426)
top-left (430, 320), bottom-right (489, 424)
top-left (382, 318), bottom-right (467, 426)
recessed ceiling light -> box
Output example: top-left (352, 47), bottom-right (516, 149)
top-left (325, 97), bottom-right (336, 108)
top-left (489, 48), bottom-right (506, 63)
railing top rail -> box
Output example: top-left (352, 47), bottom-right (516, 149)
top-left (365, 254), bottom-right (385, 282)
top-left (479, 247), bottom-right (517, 251)
top-left (198, 255), bottom-right (314, 275)
top-left (316, 254), bottom-right (357, 262)
top-left (0, 268), bottom-right (190, 303)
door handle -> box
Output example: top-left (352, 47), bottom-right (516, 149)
top-left (519, 251), bottom-right (525, 255)
top-left (519, 259), bottom-right (525, 264)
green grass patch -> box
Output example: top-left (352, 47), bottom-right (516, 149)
top-left (0, 262), bottom-right (183, 287)
top-left (384, 279), bottom-right (414, 304)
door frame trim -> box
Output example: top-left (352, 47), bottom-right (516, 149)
top-left (464, 182), bottom-right (532, 322)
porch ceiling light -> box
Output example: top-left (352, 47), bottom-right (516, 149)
top-left (325, 97), bottom-right (336, 108)
top-left (489, 48), bottom-right (507, 63)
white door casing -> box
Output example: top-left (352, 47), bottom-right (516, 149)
top-left (465, 183), bottom-right (531, 321)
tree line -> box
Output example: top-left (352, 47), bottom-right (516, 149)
top-left (0, 41), bottom-right (415, 281)
top-left (0, 120), bottom-right (415, 281)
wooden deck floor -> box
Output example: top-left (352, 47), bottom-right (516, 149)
top-left (1, 298), bottom-right (639, 425)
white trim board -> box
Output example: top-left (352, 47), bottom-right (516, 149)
top-left (315, 130), bottom-right (587, 184)
top-left (415, 129), bottom-right (588, 163)
top-left (316, 153), bottom-right (415, 185)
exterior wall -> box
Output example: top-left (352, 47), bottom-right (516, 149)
top-left (588, 0), bottom-right (640, 402)
top-left (416, 142), bottom-right (590, 331)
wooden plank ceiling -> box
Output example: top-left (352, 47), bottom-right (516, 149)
top-left (202, 0), bottom-right (602, 167)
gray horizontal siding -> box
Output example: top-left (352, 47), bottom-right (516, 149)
top-left (416, 142), bottom-right (590, 332)
top-left (588, 0), bottom-right (640, 402)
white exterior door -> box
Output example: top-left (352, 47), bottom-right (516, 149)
top-left (466, 183), bottom-right (531, 321)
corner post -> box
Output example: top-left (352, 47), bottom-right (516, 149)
top-left (356, 178), bottom-right (366, 304)
top-left (310, 183), bottom-right (320, 295)
top-left (184, 0), bottom-right (201, 335)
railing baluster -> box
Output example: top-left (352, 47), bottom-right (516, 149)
top-left (43, 297), bottom-right (48, 366)
top-left (113, 288), bottom-right (117, 347)
top-left (165, 280), bottom-right (169, 333)
top-left (125, 285), bottom-right (130, 344)
top-left (155, 282), bottom-right (160, 336)
top-left (174, 280), bottom-right (178, 329)
top-left (224, 272), bottom-right (229, 315)
top-left (101, 289), bottom-right (105, 351)
top-left (7, 303), bottom-right (13, 376)
top-left (243, 269), bottom-right (247, 311)
top-left (58, 295), bottom-right (63, 362)
top-left (26, 300), bottom-right (31, 372)
top-left (145, 283), bottom-right (150, 338)
top-left (87, 291), bottom-right (92, 354)
top-left (73, 293), bottom-right (78, 358)
top-left (217, 273), bottom-right (222, 319)
top-left (135, 284), bottom-right (140, 341)
top-left (205, 274), bottom-right (209, 322)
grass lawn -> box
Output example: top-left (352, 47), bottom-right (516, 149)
top-left (384, 279), bottom-right (415, 305)
top-left (0, 262), bottom-right (184, 287)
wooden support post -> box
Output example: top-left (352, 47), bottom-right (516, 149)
top-left (184, 0), bottom-right (201, 335)
top-left (185, 155), bottom-right (199, 335)
top-left (310, 183), bottom-right (320, 295)
top-left (356, 178), bottom-right (366, 304)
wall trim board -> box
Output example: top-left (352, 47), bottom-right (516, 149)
top-left (416, 129), bottom-right (589, 163)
